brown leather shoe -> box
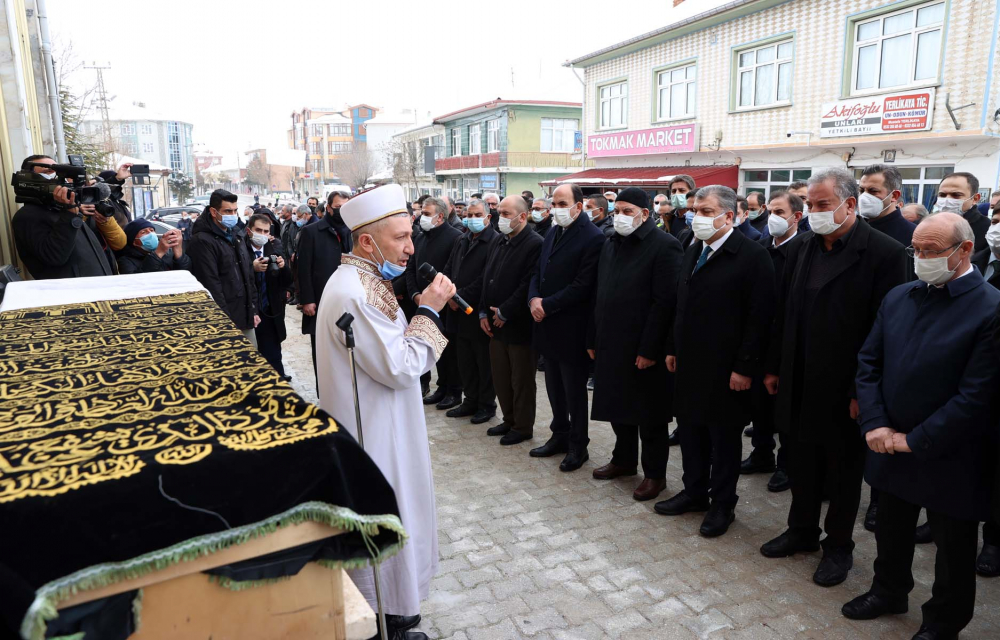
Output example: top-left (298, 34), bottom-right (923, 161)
top-left (633, 478), bottom-right (666, 501)
top-left (592, 462), bottom-right (638, 480)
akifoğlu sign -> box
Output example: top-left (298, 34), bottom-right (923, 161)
top-left (588, 123), bottom-right (699, 157)
top-left (819, 88), bottom-right (935, 138)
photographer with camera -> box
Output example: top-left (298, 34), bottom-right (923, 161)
top-left (246, 212), bottom-right (292, 378)
top-left (97, 164), bottom-right (138, 227)
top-left (11, 155), bottom-right (116, 280)
top-left (115, 219), bottom-right (191, 274)
top-left (188, 189), bottom-right (259, 346)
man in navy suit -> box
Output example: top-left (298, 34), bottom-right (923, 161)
top-left (527, 183), bottom-right (605, 472)
top-left (842, 212), bottom-right (1000, 640)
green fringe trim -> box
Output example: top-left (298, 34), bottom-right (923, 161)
top-left (208, 574), bottom-right (293, 592)
top-left (132, 589), bottom-right (143, 632)
top-left (21, 501), bottom-right (406, 640)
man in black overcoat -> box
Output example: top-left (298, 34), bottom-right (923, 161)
top-left (527, 183), bottom-right (605, 472)
top-left (588, 188), bottom-right (683, 502)
top-left (760, 168), bottom-right (908, 588)
top-left (406, 196), bottom-right (464, 409)
top-left (655, 185), bottom-right (775, 538)
top-left (442, 200), bottom-right (499, 424)
top-left (842, 212), bottom-right (1000, 640)
top-left (296, 190), bottom-right (352, 391)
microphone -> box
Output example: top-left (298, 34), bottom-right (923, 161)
top-left (418, 262), bottom-right (472, 315)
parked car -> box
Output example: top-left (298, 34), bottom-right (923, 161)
top-left (187, 195), bottom-right (211, 207)
top-left (145, 206), bottom-right (202, 221)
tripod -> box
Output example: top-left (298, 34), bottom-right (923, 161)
top-left (336, 312), bottom-right (389, 640)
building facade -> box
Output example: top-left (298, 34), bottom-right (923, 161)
top-left (81, 102), bottom-right (195, 179)
top-left (434, 100), bottom-right (591, 200)
top-left (390, 122), bottom-right (447, 201)
top-left (558, 0), bottom-right (1000, 205)
top-left (288, 104), bottom-right (378, 196)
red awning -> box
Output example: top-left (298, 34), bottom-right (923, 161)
top-left (540, 165), bottom-right (739, 189)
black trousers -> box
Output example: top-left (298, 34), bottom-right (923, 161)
top-left (255, 314), bottom-right (285, 377)
top-left (611, 423), bottom-right (669, 479)
top-left (455, 334), bottom-right (496, 411)
top-left (309, 331), bottom-right (318, 393)
top-left (544, 358), bottom-right (589, 453)
top-left (750, 384), bottom-right (786, 468)
top-left (489, 339), bottom-right (536, 436)
top-left (786, 430), bottom-right (866, 550)
top-left (435, 335), bottom-right (462, 395)
top-left (871, 491), bottom-right (979, 636)
top-left (678, 421), bottom-right (743, 508)
top-left (985, 519), bottom-right (1000, 546)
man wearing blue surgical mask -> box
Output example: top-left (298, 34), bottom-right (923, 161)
top-left (934, 172), bottom-right (989, 252)
top-left (188, 189), bottom-right (260, 346)
top-left (116, 219), bottom-right (191, 274)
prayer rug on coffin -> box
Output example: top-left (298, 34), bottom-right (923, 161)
top-left (0, 291), bottom-right (404, 640)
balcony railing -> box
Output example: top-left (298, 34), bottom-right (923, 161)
top-left (435, 152), bottom-right (594, 172)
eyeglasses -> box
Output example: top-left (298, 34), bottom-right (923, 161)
top-left (905, 243), bottom-right (959, 258)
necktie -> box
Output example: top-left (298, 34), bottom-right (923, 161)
top-left (987, 261), bottom-right (997, 281)
top-left (694, 246), bottom-right (713, 273)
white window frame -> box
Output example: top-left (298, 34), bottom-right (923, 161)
top-left (741, 168), bottom-right (812, 200)
top-left (487, 119), bottom-right (500, 153)
top-left (849, 0), bottom-right (945, 96)
top-left (310, 141), bottom-right (321, 154)
top-left (540, 118), bottom-right (579, 153)
top-left (140, 124), bottom-right (153, 135)
top-left (735, 39), bottom-right (794, 110)
top-left (311, 124), bottom-right (324, 137)
top-left (120, 123), bottom-right (135, 135)
top-left (142, 142), bottom-right (154, 154)
top-left (469, 123), bottom-right (481, 155)
top-left (655, 64), bottom-right (697, 122)
top-left (598, 80), bottom-right (628, 130)
top-left (452, 128), bottom-right (462, 157)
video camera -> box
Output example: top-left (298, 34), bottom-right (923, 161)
top-left (10, 154), bottom-right (110, 207)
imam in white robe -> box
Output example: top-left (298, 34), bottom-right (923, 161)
top-left (316, 253), bottom-right (446, 616)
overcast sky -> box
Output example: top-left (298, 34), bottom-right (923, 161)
top-left (49, 0), bottom-right (726, 158)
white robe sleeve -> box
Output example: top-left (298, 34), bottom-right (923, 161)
top-left (341, 296), bottom-right (448, 391)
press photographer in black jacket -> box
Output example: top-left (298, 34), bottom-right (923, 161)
top-left (12, 155), bottom-right (113, 280)
top-left (97, 165), bottom-right (136, 227)
top-left (188, 189), bottom-right (259, 344)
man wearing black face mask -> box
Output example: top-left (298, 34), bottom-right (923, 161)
top-left (307, 196), bottom-right (320, 216)
top-left (97, 165), bottom-right (135, 227)
top-left (296, 188), bottom-right (353, 391)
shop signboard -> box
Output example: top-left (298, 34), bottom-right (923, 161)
top-left (820, 89), bottom-right (935, 138)
top-left (587, 123), bottom-right (699, 158)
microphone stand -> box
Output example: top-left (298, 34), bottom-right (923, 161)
top-left (336, 312), bottom-right (388, 640)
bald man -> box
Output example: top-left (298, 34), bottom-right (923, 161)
top-left (844, 212), bottom-right (1000, 640)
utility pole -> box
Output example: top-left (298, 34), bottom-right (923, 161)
top-left (84, 62), bottom-right (114, 163)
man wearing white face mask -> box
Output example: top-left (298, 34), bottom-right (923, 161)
top-left (656, 185), bottom-right (775, 538)
top-left (842, 212), bottom-right (1000, 640)
top-left (527, 183), bottom-right (605, 472)
top-left (972, 207), bottom-right (1000, 288)
top-left (858, 164), bottom-right (916, 249)
top-left (588, 188), bottom-right (683, 502)
top-left (761, 168), bottom-right (907, 588)
top-left (585, 194), bottom-right (615, 238)
top-left (933, 172), bottom-right (989, 252)
top-left (529, 198), bottom-right (553, 237)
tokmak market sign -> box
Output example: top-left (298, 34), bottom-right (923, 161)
top-left (588, 123), bottom-right (699, 158)
top-left (820, 88), bottom-right (935, 138)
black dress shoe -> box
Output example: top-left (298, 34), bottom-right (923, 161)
top-left (653, 491), bottom-right (710, 516)
top-left (530, 436), bottom-right (569, 458)
top-left (423, 388), bottom-right (446, 405)
top-left (911, 626), bottom-right (957, 640)
top-left (486, 423), bottom-right (511, 436)
top-left (500, 431), bottom-right (531, 445)
top-left (767, 468), bottom-right (790, 492)
top-left (436, 395), bottom-right (462, 410)
top-left (668, 429), bottom-right (679, 446)
top-left (864, 501), bottom-right (878, 532)
top-left (386, 614), bottom-right (421, 632)
top-left (470, 409), bottom-right (496, 424)
top-left (977, 543), bottom-right (1000, 577)
top-left (536, 356), bottom-right (546, 372)
top-left (841, 591), bottom-right (907, 620)
top-left (914, 522), bottom-right (933, 545)
top-left (700, 505), bottom-right (735, 538)
top-left (446, 403), bottom-right (476, 418)
top-left (813, 548), bottom-right (853, 587)
top-left (282, 374), bottom-right (293, 382)
top-left (740, 454), bottom-right (776, 475)
top-left (760, 531), bottom-right (820, 558)
top-left (420, 383), bottom-right (430, 398)
top-left (559, 450), bottom-right (589, 472)
top-left (744, 426), bottom-right (754, 437)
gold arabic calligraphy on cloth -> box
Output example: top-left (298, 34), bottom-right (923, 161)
top-left (0, 292), bottom-right (338, 504)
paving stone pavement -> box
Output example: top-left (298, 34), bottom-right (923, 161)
top-left (280, 308), bottom-right (1000, 639)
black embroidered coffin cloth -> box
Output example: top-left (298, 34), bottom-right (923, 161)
top-left (0, 291), bottom-right (404, 640)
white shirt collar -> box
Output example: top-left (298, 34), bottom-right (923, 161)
top-left (954, 264), bottom-right (975, 280)
top-left (772, 228), bottom-right (798, 248)
top-left (707, 227), bottom-right (734, 253)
